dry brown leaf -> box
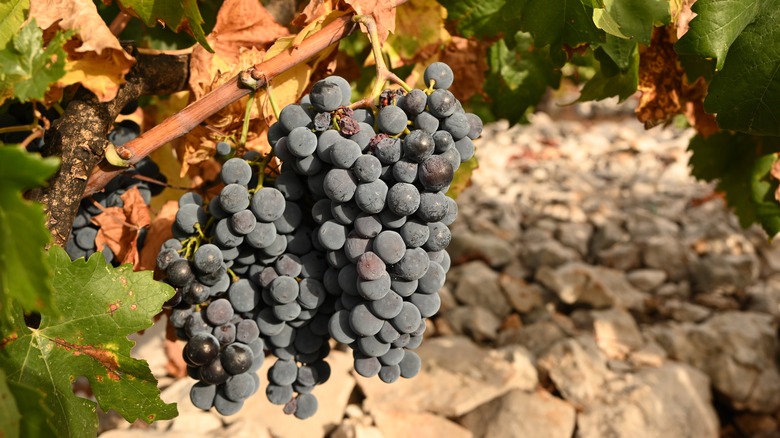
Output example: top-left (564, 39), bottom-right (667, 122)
top-left (292, 0), bottom-right (338, 26)
top-left (438, 37), bottom-right (488, 103)
top-left (138, 200), bottom-right (178, 272)
top-left (184, 0), bottom-right (291, 176)
top-left (674, 0), bottom-right (697, 39)
top-left (343, 0), bottom-right (397, 45)
top-left (93, 186), bottom-right (151, 267)
top-left (635, 25), bottom-right (718, 136)
top-left (189, 0), bottom-right (288, 100)
top-left (31, 0), bottom-right (136, 101)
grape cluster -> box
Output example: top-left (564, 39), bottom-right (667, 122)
top-left (65, 120), bottom-right (167, 263)
top-left (161, 62), bottom-right (481, 419)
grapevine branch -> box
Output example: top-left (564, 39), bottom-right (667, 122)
top-left (82, 13), bottom-right (359, 199)
top-left (30, 47), bottom-right (190, 247)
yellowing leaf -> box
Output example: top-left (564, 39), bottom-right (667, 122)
top-left (387, 0), bottom-right (450, 63)
top-left (30, 0), bottom-right (135, 102)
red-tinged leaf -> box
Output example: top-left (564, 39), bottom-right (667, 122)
top-left (92, 186), bottom-right (151, 267)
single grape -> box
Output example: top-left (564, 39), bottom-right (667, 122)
top-left (423, 62), bottom-right (454, 89)
top-left (287, 126), bottom-right (318, 157)
top-left (310, 80), bottom-right (343, 112)
top-left (386, 183), bottom-right (420, 216)
top-left (418, 155), bottom-right (454, 192)
top-left (250, 187), bottom-right (286, 222)
top-left (185, 333), bottom-right (221, 366)
top-left (427, 89), bottom-right (457, 118)
top-left (402, 130), bottom-right (434, 162)
top-left (222, 342), bottom-right (254, 375)
top-left (392, 247), bottom-right (430, 281)
top-left (221, 157), bottom-right (252, 185)
top-left (377, 105), bottom-right (408, 135)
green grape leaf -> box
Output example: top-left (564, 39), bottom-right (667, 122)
top-left (0, 368), bottom-right (21, 438)
top-left (578, 36), bottom-right (638, 102)
top-left (484, 32), bottom-right (562, 125)
top-left (0, 19), bottom-right (68, 105)
top-left (5, 375), bottom-right (56, 438)
top-left (593, 0), bottom-right (670, 45)
top-left (688, 132), bottom-right (780, 236)
top-left (674, 0), bottom-right (764, 70)
top-left (437, 0), bottom-right (524, 42)
top-left (0, 0), bottom-right (28, 50)
top-left (116, 0), bottom-right (213, 53)
top-left (0, 147), bottom-right (60, 331)
top-left (702, 4), bottom-right (780, 136)
top-left (0, 247), bottom-right (177, 437)
top-left (519, 0), bottom-right (604, 65)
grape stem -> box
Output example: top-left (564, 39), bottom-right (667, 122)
top-left (355, 15), bottom-right (413, 102)
top-left (265, 83), bottom-right (281, 120)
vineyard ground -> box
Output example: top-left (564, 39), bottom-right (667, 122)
top-left (102, 98), bottom-right (780, 438)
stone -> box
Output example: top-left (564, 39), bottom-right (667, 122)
top-left (536, 262), bottom-right (645, 310)
top-left (497, 319), bottom-right (568, 356)
top-left (447, 231), bottom-right (514, 268)
top-left (497, 345), bottom-right (539, 391)
top-left (331, 420), bottom-right (384, 438)
top-left (626, 269), bottom-right (667, 292)
top-left (372, 410), bottom-right (473, 438)
top-left (650, 312), bottom-right (780, 413)
top-left (746, 274), bottom-right (780, 317)
top-left (556, 222), bottom-right (593, 256)
top-left (663, 299), bottom-right (711, 322)
top-left (521, 240), bottom-right (581, 272)
top-left (734, 414), bottom-right (779, 437)
top-left (576, 363), bottom-right (718, 438)
top-left (625, 212), bottom-right (680, 242)
top-left (459, 389), bottom-right (576, 438)
top-left (499, 274), bottom-right (543, 313)
top-left (357, 336), bottom-right (532, 417)
top-left (453, 261), bottom-right (512, 317)
top-left (641, 235), bottom-right (690, 281)
top-left (443, 305), bottom-right (502, 342)
top-left (628, 342), bottom-right (667, 368)
top-left (691, 253), bottom-right (759, 294)
top-left (537, 336), bottom-right (613, 407)
top-left (596, 243), bottom-right (642, 271)
top-left (591, 308), bottom-right (643, 359)
top-left (591, 221), bottom-right (628, 253)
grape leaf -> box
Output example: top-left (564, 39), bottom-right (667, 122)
top-left (688, 132), bottom-right (780, 236)
top-left (0, 0), bottom-right (28, 50)
top-left (0, 147), bottom-right (60, 331)
top-left (31, 0), bottom-right (137, 102)
top-left (519, 0), bottom-right (604, 65)
top-left (5, 376), bottom-right (57, 438)
top-left (116, 0), bottom-right (213, 52)
top-left (593, 0), bottom-right (670, 45)
top-left (438, 0), bottom-right (523, 42)
top-left (0, 246), bottom-right (177, 437)
top-left (674, 0), bottom-right (764, 70)
top-left (388, 0), bottom-right (449, 63)
top-left (578, 36), bottom-right (638, 102)
top-left (484, 32), bottom-right (561, 125)
top-left (702, 4), bottom-right (780, 136)
top-left (0, 20), bottom-right (68, 105)
top-left (0, 368), bottom-right (21, 438)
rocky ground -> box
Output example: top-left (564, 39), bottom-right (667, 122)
top-left (102, 100), bottom-right (780, 438)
